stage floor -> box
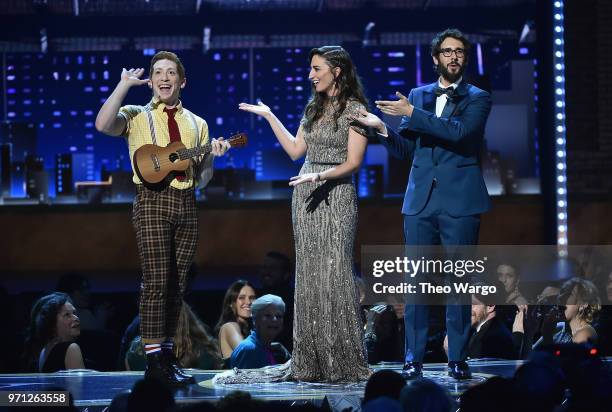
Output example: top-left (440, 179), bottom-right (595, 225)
top-left (0, 360), bottom-right (600, 411)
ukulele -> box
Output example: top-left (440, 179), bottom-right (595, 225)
top-left (133, 132), bottom-right (247, 186)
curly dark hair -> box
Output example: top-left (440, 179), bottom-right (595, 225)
top-left (302, 46), bottom-right (369, 133)
top-left (214, 280), bottom-right (256, 339)
top-left (430, 28), bottom-right (472, 59)
top-left (21, 292), bottom-right (73, 371)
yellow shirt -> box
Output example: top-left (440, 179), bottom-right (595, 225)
top-left (118, 97), bottom-right (209, 189)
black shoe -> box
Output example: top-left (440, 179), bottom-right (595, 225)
top-left (447, 361), bottom-right (472, 380)
top-left (401, 361), bottom-right (423, 379)
top-left (144, 352), bottom-right (188, 387)
top-left (163, 351), bottom-right (196, 384)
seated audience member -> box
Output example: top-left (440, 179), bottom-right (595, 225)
top-left (399, 378), bottom-right (452, 412)
top-left (215, 280), bottom-right (257, 360)
top-left (22, 292), bottom-right (85, 372)
top-left (513, 353), bottom-right (565, 412)
top-left (557, 277), bottom-right (601, 343)
top-left (364, 304), bottom-right (405, 363)
top-left (497, 264), bottom-right (528, 306)
top-left (230, 294), bottom-right (288, 369)
top-left (539, 277), bottom-right (601, 346)
top-left (363, 369), bottom-right (406, 404)
top-left (126, 302), bottom-right (222, 371)
top-left (258, 251), bottom-right (294, 352)
top-left (127, 379), bottom-right (174, 412)
top-left (466, 291), bottom-right (516, 360)
top-left (459, 376), bottom-right (516, 412)
top-left (57, 273), bottom-right (120, 371)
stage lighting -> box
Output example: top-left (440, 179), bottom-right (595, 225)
top-left (552, 1), bottom-right (567, 250)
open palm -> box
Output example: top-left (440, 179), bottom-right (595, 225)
top-left (351, 109), bottom-right (384, 129)
top-left (238, 101), bottom-right (272, 118)
top-left (121, 68), bottom-right (148, 87)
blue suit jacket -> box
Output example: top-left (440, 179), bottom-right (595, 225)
top-left (379, 81), bottom-right (492, 217)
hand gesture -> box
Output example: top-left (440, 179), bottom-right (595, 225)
top-left (289, 172), bottom-right (321, 187)
top-left (120, 68), bottom-right (149, 87)
top-left (375, 91), bottom-right (412, 117)
top-left (211, 137), bottom-right (231, 157)
top-left (350, 109), bottom-right (385, 133)
top-left (513, 306), bottom-right (526, 333)
top-left (238, 100), bottom-right (273, 119)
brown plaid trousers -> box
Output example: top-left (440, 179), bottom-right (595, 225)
top-left (132, 184), bottom-right (198, 340)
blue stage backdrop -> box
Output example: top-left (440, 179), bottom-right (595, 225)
top-left (0, 40), bottom-right (539, 203)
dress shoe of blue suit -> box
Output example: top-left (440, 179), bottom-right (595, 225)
top-left (402, 361), bottom-right (423, 379)
top-left (448, 361), bottom-right (472, 380)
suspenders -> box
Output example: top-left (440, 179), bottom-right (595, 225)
top-left (143, 104), bottom-right (200, 149)
top-left (142, 104), bottom-right (203, 183)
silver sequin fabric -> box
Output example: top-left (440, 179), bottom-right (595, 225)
top-left (213, 100), bottom-right (370, 384)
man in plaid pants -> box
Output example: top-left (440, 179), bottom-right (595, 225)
top-left (95, 51), bottom-right (229, 386)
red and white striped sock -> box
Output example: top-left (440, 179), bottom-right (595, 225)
top-left (144, 343), bottom-right (162, 357)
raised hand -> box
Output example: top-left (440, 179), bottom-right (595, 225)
top-left (350, 109), bottom-right (385, 133)
top-left (238, 100), bottom-right (272, 119)
top-left (375, 91), bottom-right (412, 117)
top-left (120, 68), bottom-right (149, 87)
top-left (513, 306), bottom-right (525, 333)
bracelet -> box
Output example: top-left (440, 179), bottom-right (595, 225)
top-left (316, 173), bottom-right (321, 182)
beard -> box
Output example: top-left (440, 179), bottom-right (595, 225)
top-left (436, 61), bottom-right (466, 84)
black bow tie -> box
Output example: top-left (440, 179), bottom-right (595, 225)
top-left (434, 86), bottom-right (455, 98)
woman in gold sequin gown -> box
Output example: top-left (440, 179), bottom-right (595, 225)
top-left (214, 46), bottom-right (371, 383)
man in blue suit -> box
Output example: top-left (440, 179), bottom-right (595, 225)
top-left (352, 28), bottom-right (492, 379)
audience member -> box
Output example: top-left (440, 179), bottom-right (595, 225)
top-left (541, 277), bottom-right (601, 345)
top-left (363, 369), bottom-right (405, 404)
top-left (459, 376), bottom-right (516, 412)
top-left (126, 301), bottom-right (222, 371)
top-left (126, 379), bottom-right (174, 412)
top-left (56, 273), bottom-right (120, 371)
top-left (22, 292), bottom-right (85, 372)
top-left (258, 251), bottom-right (294, 352)
top-left (399, 378), bottom-right (452, 412)
top-left (513, 352), bottom-right (565, 412)
top-left (463, 292), bottom-right (516, 359)
top-left (215, 280), bottom-right (257, 359)
top-left (230, 294), bottom-right (288, 369)
top-left (497, 264), bottom-right (528, 306)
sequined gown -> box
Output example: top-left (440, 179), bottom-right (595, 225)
top-left (213, 100), bottom-right (370, 384)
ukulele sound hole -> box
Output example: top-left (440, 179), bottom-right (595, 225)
top-left (169, 153), bottom-right (179, 163)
